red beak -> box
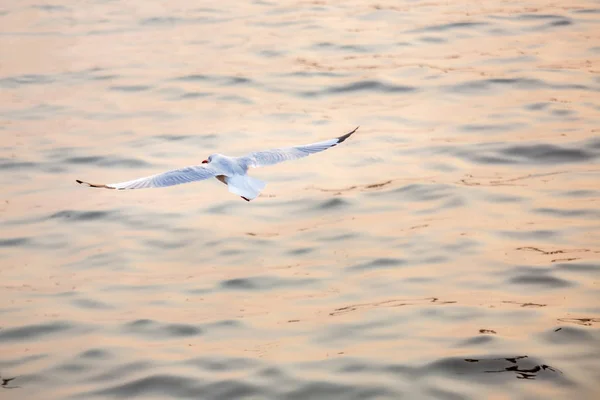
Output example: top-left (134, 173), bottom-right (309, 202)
top-left (202, 160), bottom-right (208, 164)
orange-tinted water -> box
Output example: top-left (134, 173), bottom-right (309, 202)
top-left (1, 1), bottom-right (599, 399)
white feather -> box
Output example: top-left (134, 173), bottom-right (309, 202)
top-left (226, 175), bottom-right (266, 200)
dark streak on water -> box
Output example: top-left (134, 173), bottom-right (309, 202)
top-left (0, 322), bottom-right (73, 342)
top-left (300, 80), bottom-right (417, 97)
top-left (122, 319), bottom-right (202, 339)
top-left (427, 137), bottom-right (600, 165)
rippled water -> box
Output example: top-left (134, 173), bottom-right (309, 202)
top-left (1, 0), bottom-right (600, 399)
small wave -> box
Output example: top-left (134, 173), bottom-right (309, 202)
top-left (173, 74), bottom-right (256, 87)
top-left (66, 251), bottom-right (129, 271)
top-left (455, 335), bottom-right (496, 347)
top-left (0, 321), bottom-right (73, 343)
top-left (311, 42), bottom-right (376, 53)
top-left (70, 298), bottom-right (114, 310)
top-left (176, 91), bottom-right (212, 100)
top-left (348, 258), bottom-right (407, 272)
top-left (0, 104), bottom-right (68, 121)
top-left (542, 326), bottom-right (597, 345)
top-left (572, 8), bottom-right (600, 14)
top-left (413, 21), bottom-right (488, 33)
top-left (220, 275), bottom-right (316, 291)
top-left (32, 4), bottom-right (69, 12)
top-left (45, 147), bottom-right (152, 168)
top-left (51, 210), bottom-right (114, 222)
top-left (139, 15), bottom-right (225, 26)
top-left (0, 159), bottom-right (39, 170)
top-left (185, 356), bottom-right (257, 372)
top-left (492, 13), bottom-right (565, 21)
top-left (0, 74), bottom-right (54, 88)
top-left (554, 262), bottom-right (600, 273)
top-left (140, 17), bottom-right (186, 26)
top-left (122, 319), bottom-right (202, 339)
top-left (459, 122), bottom-right (527, 133)
top-left (418, 36), bottom-right (446, 43)
top-left (285, 381), bottom-right (392, 399)
top-left (525, 102), bottom-right (551, 111)
top-left (0, 69), bottom-right (120, 89)
top-left (282, 71), bottom-right (346, 78)
top-left (508, 272), bottom-right (572, 289)
top-left (109, 85), bottom-right (152, 92)
top-left (78, 349), bottom-right (112, 360)
top-left (257, 49), bottom-right (285, 58)
top-left (87, 361), bottom-right (153, 383)
top-left (144, 238), bottom-right (188, 250)
top-left (300, 80), bottom-right (417, 97)
top-left (435, 138), bottom-right (600, 165)
top-left (377, 183), bottom-right (456, 202)
top-left (530, 19), bottom-right (573, 31)
top-left (218, 94), bottom-right (254, 104)
top-left (288, 247), bottom-right (314, 255)
top-left (500, 229), bottom-right (558, 239)
top-left (0, 237), bottom-right (30, 247)
top-left (316, 198), bottom-right (350, 210)
top-left (447, 77), bottom-right (597, 94)
top-left (534, 207), bottom-right (600, 218)
top-left (90, 374), bottom-right (261, 399)
top-left (67, 155), bottom-right (150, 167)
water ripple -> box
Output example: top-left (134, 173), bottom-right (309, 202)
top-left (89, 374), bottom-right (262, 399)
top-left (435, 138), bottom-right (600, 165)
top-left (447, 77), bottom-right (598, 94)
top-left (413, 21), bottom-right (488, 33)
top-left (348, 257), bottom-right (407, 272)
top-left (508, 269), bottom-right (572, 289)
top-left (0, 321), bottom-right (74, 343)
top-left (0, 237), bottom-right (30, 247)
top-left (122, 319), bottom-right (202, 340)
top-left (220, 275), bottom-right (316, 291)
top-left (301, 80), bottom-right (417, 97)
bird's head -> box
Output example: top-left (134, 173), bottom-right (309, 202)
top-left (202, 154), bottom-right (214, 164)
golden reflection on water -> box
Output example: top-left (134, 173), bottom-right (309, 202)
top-left (1, 0), bottom-right (599, 399)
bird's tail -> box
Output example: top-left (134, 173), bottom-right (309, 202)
top-left (226, 175), bottom-right (266, 201)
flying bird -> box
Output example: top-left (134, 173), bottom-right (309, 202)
top-left (77, 126), bottom-right (358, 201)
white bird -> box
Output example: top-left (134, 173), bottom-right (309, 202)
top-left (76, 127), bottom-right (358, 201)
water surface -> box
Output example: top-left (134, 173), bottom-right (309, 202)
top-left (1, 0), bottom-right (599, 399)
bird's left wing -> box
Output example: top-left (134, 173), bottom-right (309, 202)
top-left (76, 164), bottom-right (219, 190)
top-left (237, 126), bottom-right (358, 169)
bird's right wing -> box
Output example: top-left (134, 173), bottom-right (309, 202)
top-left (76, 164), bottom-right (219, 190)
top-left (237, 126), bottom-right (358, 169)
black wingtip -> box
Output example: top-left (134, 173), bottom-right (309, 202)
top-left (337, 126), bottom-right (359, 144)
top-left (76, 179), bottom-right (114, 189)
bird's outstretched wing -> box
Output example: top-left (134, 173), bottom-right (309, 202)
top-left (76, 165), bottom-right (219, 190)
top-left (237, 126), bottom-right (358, 169)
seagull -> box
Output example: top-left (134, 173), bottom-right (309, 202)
top-left (77, 126), bottom-right (358, 201)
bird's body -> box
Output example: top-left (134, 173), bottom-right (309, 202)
top-left (77, 127), bottom-right (358, 201)
top-left (209, 154), bottom-right (245, 175)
